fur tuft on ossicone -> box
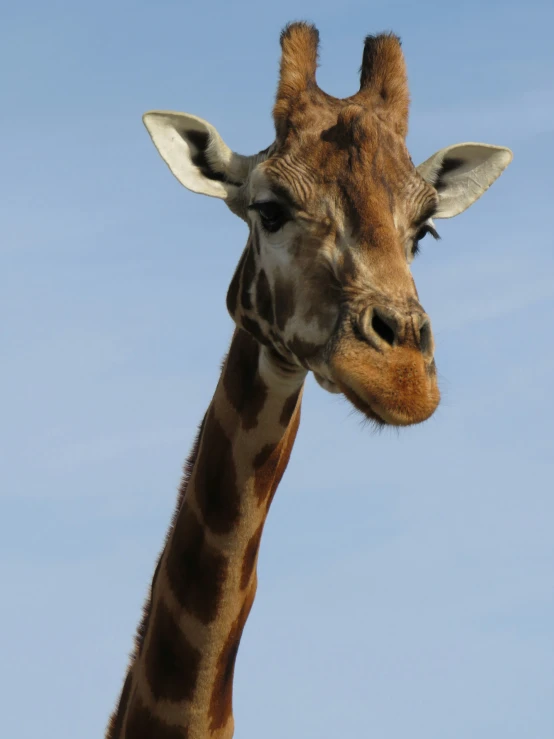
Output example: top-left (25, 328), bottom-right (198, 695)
top-left (355, 33), bottom-right (410, 136)
top-left (274, 22), bottom-right (320, 136)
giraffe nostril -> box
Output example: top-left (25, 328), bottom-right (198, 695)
top-left (354, 306), bottom-right (432, 355)
top-left (353, 306), bottom-right (399, 349)
top-left (371, 308), bottom-right (398, 347)
top-left (371, 312), bottom-right (395, 346)
top-left (418, 318), bottom-right (433, 358)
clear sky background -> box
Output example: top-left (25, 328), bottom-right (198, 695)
top-left (2, 1), bottom-right (553, 737)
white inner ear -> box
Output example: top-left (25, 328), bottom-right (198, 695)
top-left (417, 142), bottom-right (513, 219)
top-left (143, 111), bottom-right (243, 200)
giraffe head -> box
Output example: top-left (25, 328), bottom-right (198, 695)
top-left (144, 23), bottom-right (511, 426)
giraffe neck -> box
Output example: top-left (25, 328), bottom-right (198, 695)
top-left (108, 329), bottom-right (306, 739)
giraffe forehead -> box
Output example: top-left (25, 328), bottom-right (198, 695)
top-left (256, 113), bottom-right (423, 223)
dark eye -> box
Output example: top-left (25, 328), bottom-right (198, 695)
top-left (250, 201), bottom-right (289, 233)
top-left (412, 222), bottom-right (440, 257)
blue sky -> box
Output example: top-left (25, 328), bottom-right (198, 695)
top-left (2, 1), bottom-right (553, 737)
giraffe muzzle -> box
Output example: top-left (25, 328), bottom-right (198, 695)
top-left (325, 305), bottom-right (440, 426)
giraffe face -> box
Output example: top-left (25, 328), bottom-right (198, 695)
top-left (143, 24), bottom-right (512, 426)
top-left (226, 106), bottom-right (441, 426)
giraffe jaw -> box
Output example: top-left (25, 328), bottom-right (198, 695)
top-left (313, 369), bottom-right (389, 425)
top-left (313, 367), bottom-right (435, 426)
top-left (313, 369), bottom-right (406, 426)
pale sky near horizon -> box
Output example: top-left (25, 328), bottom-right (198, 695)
top-left (2, 1), bottom-right (553, 737)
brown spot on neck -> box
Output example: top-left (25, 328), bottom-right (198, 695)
top-left (145, 600), bottom-right (202, 702)
top-left (125, 695), bottom-right (190, 739)
top-left (194, 406), bottom-right (240, 535)
top-left (253, 390), bottom-right (302, 506)
top-left (223, 329), bottom-right (268, 431)
top-left (165, 505), bottom-right (229, 624)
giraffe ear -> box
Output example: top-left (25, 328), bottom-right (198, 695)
top-left (143, 111), bottom-right (252, 200)
top-left (417, 143), bottom-right (513, 218)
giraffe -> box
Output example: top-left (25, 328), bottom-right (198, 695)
top-left (107, 23), bottom-right (512, 739)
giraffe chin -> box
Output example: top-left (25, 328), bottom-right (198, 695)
top-left (313, 372), bottom-right (342, 394)
top-left (328, 346), bottom-right (441, 427)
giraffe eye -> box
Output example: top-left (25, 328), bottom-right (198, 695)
top-left (250, 201), bottom-right (289, 233)
top-left (412, 222), bottom-right (440, 257)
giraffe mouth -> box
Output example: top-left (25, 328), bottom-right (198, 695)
top-left (338, 383), bottom-right (408, 426)
top-left (327, 343), bottom-right (440, 426)
top-left (314, 347), bottom-right (440, 426)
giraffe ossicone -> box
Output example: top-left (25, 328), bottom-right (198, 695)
top-left (108, 22), bottom-right (512, 738)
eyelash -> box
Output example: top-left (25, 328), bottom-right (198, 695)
top-left (412, 223), bottom-right (440, 256)
top-left (248, 201), bottom-right (289, 233)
